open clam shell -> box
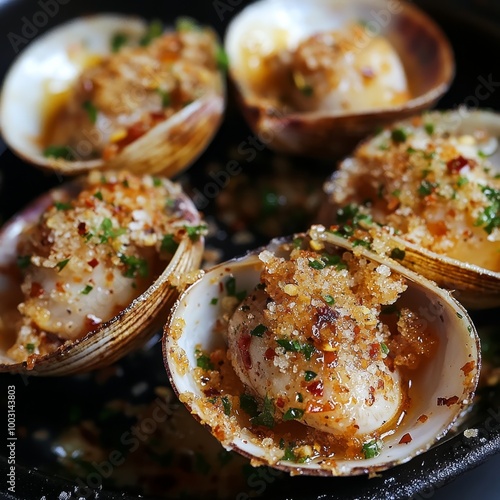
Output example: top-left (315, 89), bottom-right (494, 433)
top-left (323, 109), bottom-right (500, 309)
top-left (224, 0), bottom-right (454, 159)
top-left (163, 227), bottom-right (479, 476)
top-left (0, 173), bottom-right (204, 376)
top-left (0, 14), bottom-right (225, 177)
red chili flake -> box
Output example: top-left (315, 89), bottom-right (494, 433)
top-left (276, 397), bottom-right (285, 409)
top-left (418, 414), bottom-right (429, 423)
top-left (437, 396), bottom-right (460, 407)
top-left (369, 343), bottom-right (380, 359)
top-left (204, 388), bottom-right (220, 397)
top-left (461, 361), bottom-right (476, 376)
top-left (324, 351), bottom-right (338, 367)
top-left (264, 348), bottom-right (275, 361)
top-left (307, 380), bottom-right (324, 397)
top-left (30, 282), bottom-right (44, 298)
top-left (77, 222), bottom-right (87, 235)
top-left (238, 334), bottom-right (252, 370)
top-left (218, 282), bottom-right (224, 293)
top-left (447, 155), bottom-right (470, 174)
top-left (399, 433), bottom-right (412, 444)
top-left (366, 386), bottom-right (375, 407)
top-left (88, 258), bottom-right (99, 268)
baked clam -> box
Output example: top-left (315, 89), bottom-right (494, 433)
top-left (0, 14), bottom-right (225, 177)
top-left (323, 109), bottom-right (500, 308)
top-left (224, 0), bottom-right (454, 158)
top-left (164, 226), bottom-right (479, 476)
top-left (0, 170), bottom-right (204, 375)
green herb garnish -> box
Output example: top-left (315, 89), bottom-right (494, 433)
top-left (99, 218), bottom-right (127, 243)
top-left (111, 32), bottom-right (129, 52)
top-left (324, 295), bottom-right (335, 305)
top-left (216, 45), bottom-right (229, 71)
top-left (184, 224), bottom-right (208, 241)
top-left (251, 395), bottom-right (275, 428)
top-left (83, 100), bottom-right (98, 124)
top-left (381, 343), bottom-right (390, 355)
top-left (161, 234), bottom-right (179, 254)
top-left (240, 393), bottom-right (258, 417)
top-left (362, 439), bottom-right (382, 459)
top-left (119, 254), bottom-right (149, 278)
top-left (93, 191), bottom-right (103, 201)
top-left (222, 396), bottom-right (231, 416)
top-left (283, 408), bottom-right (304, 421)
top-left (81, 285), bottom-right (93, 295)
top-left (391, 128), bottom-right (408, 143)
top-left (250, 324), bottom-right (267, 337)
top-left (417, 180), bottom-right (436, 197)
top-left (156, 89), bottom-right (171, 108)
top-left (475, 185), bottom-right (500, 234)
top-left (43, 145), bottom-right (75, 160)
top-left (54, 201), bottom-right (72, 211)
top-left (304, 370), bottom-right (317, 382)
top-left (424, 123), bottom-right (435, 135)
top-left (25, 343), bottom-right (35, 354)
top-left (195, 349), bottom-right (214, 371)
top-left (56, 259), bottom-right (70, 271)
top-left (210, 297), bottom-right (218, 305)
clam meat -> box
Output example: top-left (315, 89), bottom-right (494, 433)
top-left (0, 170), bottom-right (204, 375)
top-left (323, 109), bottom-right (500, 308)
top-left (164, 226), bottom-right (479, 475)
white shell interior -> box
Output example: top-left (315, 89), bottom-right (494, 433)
top-left (0, 14), bottom-right (147, 168)
top-left (165, 239), bottom-right (479, 475)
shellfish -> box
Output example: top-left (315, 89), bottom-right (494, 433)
top-left (0, 14), bottom-right (225, 177)
top-left (0, 170), bottom-right (204, 375)
top-left (224, 0), bottom-right (454, 158)
top-left (164, 226), bottom-right (479, 475)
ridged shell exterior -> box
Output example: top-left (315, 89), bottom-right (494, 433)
top-left (163, 228), bottom-right (479, 476)
top-left (225, 0), bottom-right (454, 158)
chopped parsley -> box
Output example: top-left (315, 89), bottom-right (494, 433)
top-left (362, 439), bottom-right (382, 459)
top-left (293, 237), bottom-right (303, 249)
top-left (210, 297), bottom-right (218, 305)
top-left (81, 285), bottom-right (93, 295)
top-left (56, 258), bottom-right (70, 272)
top-left (99, 218), bottom-right (127, 243)
top-left (195, 349), bottom-right (214, 371)
top-left (324, 295), bottom-right (335, 305)
top-left (276, 339), bottom-right (315, 360)
top-left (296, 393), bottom-right (304, 403)
top-left (156, 88), bottom-right (171, 108)
top-left (216, 45), bottom-right (229, 71)
top-left (475, 185), bottom-right (500, 234)
top-left (93, 191), bottom-right (103, 201)
top-left (43, 145), bottom-right (75, 160)
top-left (457, 176), bottom-right (469, 187)
top-left (417, 180), bottom-right (436, 197)
top-left (304, 370), bottom-right (317, 381)
top-left (391, 127), bottom-right (408, 143)
top-left (83, 100), bottom-right (98, 124)
top-left (140, 19), bottom-right (163, 46)
top-left (111, 32), bottom-right (129, 52)
top-left (119, 254), bottom-right (149, 279)
top-left (17, 255), bottom-right (31, 269)
top-left (308, 253), bottom-right (347, 271)
top-left (25, 343), bottom-right (35, 354)
top-left (54, 201), bottom-right (72, 211)
top-left (184, 224), bottom-right (208, 241)
top-left (152, 177), bottom-right (162, 187)
top-left (353, 239), bottom-right (371, 249)
top-left (390, 248), bottom-right (406, 260)
top-left (250, 324), bottom-right (267, 337)
top-left (283, 408), bottom-right (304, 421)
top-left (381, 343), bottom-right (390, 355)
top-left (424, 123), bottom-right (435, 135)
top-left (239, 394), bottom-right (258, 417)
top-left (221, 396), bottom-right (231, 416)
top-left (250, 395), bottom-right (275, 428)
top-left (161, 234), bottom-right (179, 254)
top-left (282, 446), bottom-right (297, 462)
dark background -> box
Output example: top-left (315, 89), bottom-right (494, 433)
top-left (0, 1), bottom-right (499, 499)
